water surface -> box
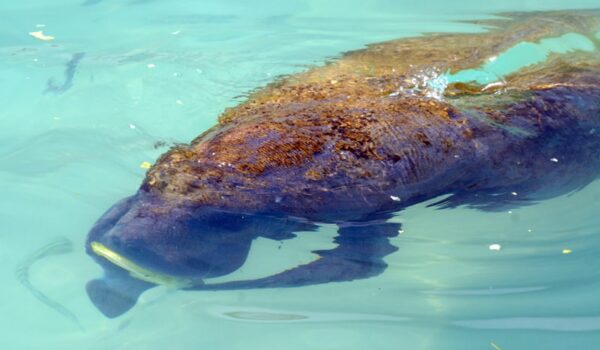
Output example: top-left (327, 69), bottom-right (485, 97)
top-left (1, 0), bottom-right (600, 349)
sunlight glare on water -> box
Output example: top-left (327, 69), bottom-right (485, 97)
top-left (1, 0), bottom-right (600, 349)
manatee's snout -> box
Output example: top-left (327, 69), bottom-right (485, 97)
top-left (86, 191), bottom-right (205, 280)
top-left (84, 193), bottom-right (169, 318)
top-left (85, 190), bottom-right (256, 317)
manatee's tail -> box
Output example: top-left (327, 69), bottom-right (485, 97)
top-left (86, 271), bottom-right (154, 318)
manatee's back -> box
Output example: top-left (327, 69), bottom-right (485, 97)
top-left (142, 10), bottom-right (600, 219)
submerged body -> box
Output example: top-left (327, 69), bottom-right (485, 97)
top-left (86, 11), bottom-right (600, 317)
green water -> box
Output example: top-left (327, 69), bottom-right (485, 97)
top-left (1, 1), bottom-right (600, 349)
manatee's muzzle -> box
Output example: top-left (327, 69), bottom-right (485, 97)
top-left (90, 241), bottom-right (200, 288)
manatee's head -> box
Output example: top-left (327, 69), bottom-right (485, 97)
top-left (85, 190), bottom-right (255, 318)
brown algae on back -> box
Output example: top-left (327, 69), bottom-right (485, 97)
top-left (142, 10), bottom-right (600, 214)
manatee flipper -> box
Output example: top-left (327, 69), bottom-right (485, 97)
top-left (86, 272), bottom-right (154, 318)
top-left (195, 220), bottom-right (400, 290)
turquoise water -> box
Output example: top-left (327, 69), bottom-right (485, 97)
top-left (2, 0), bottom-right (600, 349)
top-left (444, 32), bottom-right (597, 84)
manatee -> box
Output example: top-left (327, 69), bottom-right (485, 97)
top-left (86, 10), bottom-right (600, 318)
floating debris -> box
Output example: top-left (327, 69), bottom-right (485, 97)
top-left (129, 123), bottom-right (136, 129)
top-left (390, 195), bottom-right (401, 202)
top-left (147, 63), bottom-right (156, 69)
top-left (140, 161), bottom-right (152, 169)
top-left (489, 244), bottom-right (502, 251)
top-left (153, 140), bottom-right (167, 149)
top-left (29, 31), bottom-right (55, 41)
top-left (152, 141), bottom-right (167, 149)
top-left (171, 30), bottom-right (181, 35)
top-left (176, 99), bottom-right (184, 105)
top-left (511, 191), bottom-right (518, 196)
top-left (490, 342), bottom-right (503, 350)
top-left (562, 249), bottom-right (572, 254)
top-left (550, 157), bottom-right (559, 162)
